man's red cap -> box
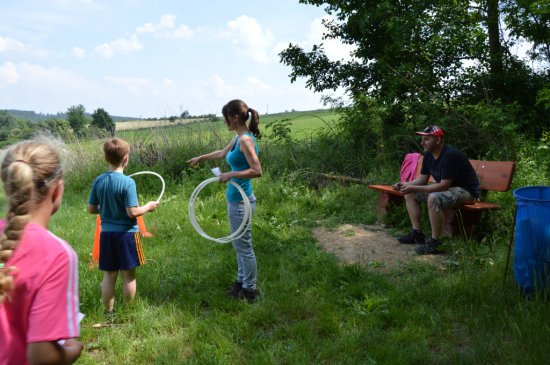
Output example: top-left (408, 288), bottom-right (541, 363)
top-left (415, 125), bottom-right (444, 137)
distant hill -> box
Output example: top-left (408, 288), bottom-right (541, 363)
top-left (2, 109), bottom-right (138, 123)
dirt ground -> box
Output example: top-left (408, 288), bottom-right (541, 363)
top-left (312, 223), bottom-right (448, 270)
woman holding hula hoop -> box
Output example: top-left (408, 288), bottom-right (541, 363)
top-left (187, 99), bottom-right (262, 302)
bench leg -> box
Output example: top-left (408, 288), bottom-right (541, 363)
top-left (444, 209), bottom-right (483, 237)
top-left (376, 193), bottom-right (404, 224)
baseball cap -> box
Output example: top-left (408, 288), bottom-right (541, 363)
top-left (415, 125), bottom-right (444, 137)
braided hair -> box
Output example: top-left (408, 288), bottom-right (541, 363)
top-left (0, 140), bottom-right (63, 303)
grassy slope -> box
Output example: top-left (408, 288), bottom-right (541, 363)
top-left (53, 180), bottom-right (548, 364)
top-left (4, 110), bottom-right (548, 364)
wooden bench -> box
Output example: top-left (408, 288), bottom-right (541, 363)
top-left (368, 157), bottom-right (516, 237)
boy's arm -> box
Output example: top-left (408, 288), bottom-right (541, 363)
top-left (87, 204), bottom-right (99, 214)
top-left (126, 201), bottom-right (159, 218)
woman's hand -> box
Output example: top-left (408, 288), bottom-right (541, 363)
top-left (187, 156), bottom-right (201, 166)
top-left (219, 172), bottom-right (232, 183)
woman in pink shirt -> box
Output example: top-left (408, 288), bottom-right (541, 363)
top-left (0, 139), bottom-right (83, 365)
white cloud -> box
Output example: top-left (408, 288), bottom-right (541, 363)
top-left (136, 14), bottom-right (193, 39)
top-left (306, 16), bottom-right (357, 62)
top-left (274, 16), bottom-right (357, 63)
top-left (94, 35), bottom-right (143, 58)
top-left (0, 62), bottom-right (20, 84)
top-left (0, 36), bottom-right (26, 53)
top-left (246, 76), bottom-right (272, 92)
top-left (226, 15), bottom-right (273, 63)
top-left (72, 47), bottom-right (85, 58)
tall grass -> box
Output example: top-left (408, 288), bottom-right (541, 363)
top-left (11, 111), bottom-right (550, 364)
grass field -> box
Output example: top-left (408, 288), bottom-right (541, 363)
top-left (3, 111), bottom-right (549, 364)
top-left (115, 109), bottom-right (339, 143)
top-left (52, 170), bottom-right (549, 364)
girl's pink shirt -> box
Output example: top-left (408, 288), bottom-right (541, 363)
top-left (0, 221), bottom-right (80, 365)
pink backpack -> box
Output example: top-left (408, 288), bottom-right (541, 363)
top-left (400, 153), bottom-right (421, 182)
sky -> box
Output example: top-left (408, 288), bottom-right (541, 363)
top-left (0, 0), bottom-right (356, 118)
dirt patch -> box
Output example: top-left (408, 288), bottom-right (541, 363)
top-left (312, 223), bottom-right (447, 270)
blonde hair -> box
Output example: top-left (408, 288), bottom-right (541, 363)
top-left (0, 140), bottom-right (64, 303)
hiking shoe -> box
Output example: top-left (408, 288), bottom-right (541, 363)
top-left (398, 230), bottom-right (425, 244)
top-left (415, 238), bottom-right (443, 255)
top-left (240, 288), bottom-right (260, 303)
top-left (227, 281), bottom-right (243, 298)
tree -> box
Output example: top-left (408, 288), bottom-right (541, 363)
top-left (67, 104), bottom-right (89, 137)
top-left (0, 111), bottom-right (17, 142)
top-left (279, 1), bottom-right (519, 104)
top-left (91, 108), bottom-right (116, 136)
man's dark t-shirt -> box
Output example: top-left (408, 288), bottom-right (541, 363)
top-left (421, 145), bottom-right (480, 198)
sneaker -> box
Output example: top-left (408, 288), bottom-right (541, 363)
top-left (226, 281), bottom-right (243, 298)
top-left (415, 238), bottom-right (443, 255)
top-left (398, 230), bottom-right (425, 244)
top-left (103, 309), bottom-right (116, 323)
top-left (240, 288), bottom-right (260, 303)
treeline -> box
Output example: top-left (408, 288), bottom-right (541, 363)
top-left (0, 104), bottom-right (116, 147)
top-left (2, 110), bottom-right (138, 123)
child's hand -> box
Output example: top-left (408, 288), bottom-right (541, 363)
top-left (62, 338), bottom-right (84, 363)
top-left (146, 201), bottom-right (160, 212)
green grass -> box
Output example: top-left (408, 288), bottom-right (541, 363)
top-left (44, 170), bottom-right (550, 364)
top-left (3, 114), bottom-right (548, 364)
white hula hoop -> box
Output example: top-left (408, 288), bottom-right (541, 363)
top-left (188, 177), bottom-right (251, 244)
top-left (128, 171), bottom-right (166, 202)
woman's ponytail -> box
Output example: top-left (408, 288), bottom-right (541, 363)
top-left (248, 108), bottom-right (260, 138)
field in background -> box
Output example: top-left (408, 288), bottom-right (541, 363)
top-left (115, 109), bottom-right (339, 144)
top-left (115, 118), bottom-right (202, 131)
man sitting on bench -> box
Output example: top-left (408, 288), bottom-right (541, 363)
top-left (393, 125), bottom-right (481, 254)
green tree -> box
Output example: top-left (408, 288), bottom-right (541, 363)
top-left (279, 1), bottom-right (523, 104)
top-left (40, 118), bottom-right (73, 139)
top-left (91, 108), bottom-right (116, 136)
top-left (0, 111), bottom-right (17, 141)
top-left (67, 104), bottom-right (89, 137)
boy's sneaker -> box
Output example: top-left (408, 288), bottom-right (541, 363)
top-left (227, 281), bottom-right (243, 298)
top-left (398, 230), bottom-right (425, 244)
top-left (240, 288), bottom-right (260, 303)
top-left (415, 238), bottom-right (443, 255)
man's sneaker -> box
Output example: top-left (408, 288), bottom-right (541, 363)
top-left (398, 230), bottom-right (425, 244)
top-left (415, 238), bottom-right (443, 255)
top-left (227, 281), bottom-right (243, 298)
top-left (240, 288), bottom-right (260, 303)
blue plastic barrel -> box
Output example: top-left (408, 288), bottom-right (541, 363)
top-left (513, 186), bottom-right (550, 294)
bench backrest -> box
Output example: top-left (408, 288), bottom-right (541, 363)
top-left (414, 156), bottom-right (515, 192)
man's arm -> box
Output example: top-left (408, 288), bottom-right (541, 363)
top-left (400, 178), bottom-right (452, 194)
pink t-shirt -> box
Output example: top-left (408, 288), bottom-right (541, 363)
top-left (0, 222), bottom-right (80, 365)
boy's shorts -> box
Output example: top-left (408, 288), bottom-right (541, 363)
top-left (99, 231), bottom-right (145, 271)
top-left (414, 187), bottom-right (476, 210)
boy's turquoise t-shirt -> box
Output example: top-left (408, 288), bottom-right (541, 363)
top-left (88, 171), bottom-right (139, 232)
top-left (225, 133), bottom-right (258, 202)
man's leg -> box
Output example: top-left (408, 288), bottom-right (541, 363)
top-left (427, 193), bottom-right (445, 239)
top-left (120, 268), bottom-right (137, 304)
top-left (102, 270), bottom-right (118, 312)
top-left (404, 193), bottom-right (423, 230)
top-left (398, 193), bottom-right (426, 244)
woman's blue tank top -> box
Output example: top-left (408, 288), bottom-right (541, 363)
top-left (225, 133), bottom-right (258, 202)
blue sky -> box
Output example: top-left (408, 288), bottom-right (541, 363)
top-left (0, 0), bottom-right (355, 118)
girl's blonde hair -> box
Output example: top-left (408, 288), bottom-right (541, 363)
top-left (0, 139), bottom-right (64, 303)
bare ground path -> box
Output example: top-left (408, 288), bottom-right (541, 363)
top-left (313, 223), bottom-right (448, 270)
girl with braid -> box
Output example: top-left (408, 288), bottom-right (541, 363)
top-left (0, 139), bottom-right (83, 365)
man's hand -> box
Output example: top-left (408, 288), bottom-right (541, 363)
top-left (392, 182), bottom-right (402, 192)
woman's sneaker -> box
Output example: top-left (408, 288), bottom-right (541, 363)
top-left (240, 288), bottom-right (260, 303)
top-left (227, 281), bottom-right (243, 298)
top-left (398, 230), bottom-right (425, 244)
